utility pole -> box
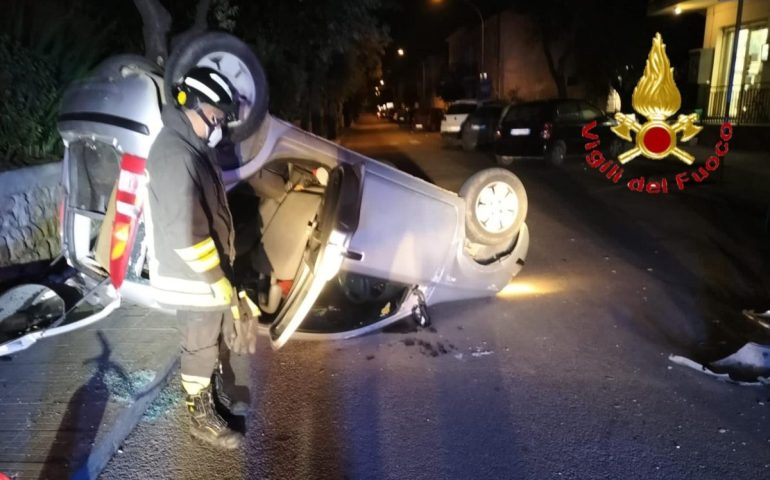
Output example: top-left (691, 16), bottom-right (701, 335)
top-left (720, 0), bottom-right (743, 183)
top-left (723, 0), bottom-right (744, 122)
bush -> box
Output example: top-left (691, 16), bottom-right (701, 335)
top-left (0, 35), bottom-right (64, 170)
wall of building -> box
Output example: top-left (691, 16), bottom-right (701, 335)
top-left (705, 0), bottom-right (770, 86)
top-left (446, 9), bottom-right (584, 103)
top-left (0, 163), bottom-right (62, 268)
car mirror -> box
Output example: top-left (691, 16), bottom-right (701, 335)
top-left (0, 285), bottom-right (65, 341)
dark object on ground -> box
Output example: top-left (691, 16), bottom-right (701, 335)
top-left (411, 108), bottom-right (443, 132)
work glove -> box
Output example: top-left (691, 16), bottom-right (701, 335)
top-left (224, 288), bottom-right (260, 355)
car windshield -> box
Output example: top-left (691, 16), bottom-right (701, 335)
top-left (447, 103), bottom-right (477, 114)
top-left (504, 103), bottom-right (550, 122)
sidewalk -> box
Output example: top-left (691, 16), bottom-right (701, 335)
top-left (0, 302), bottom-right (178, 480)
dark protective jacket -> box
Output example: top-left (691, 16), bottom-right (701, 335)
top-left (145, 106), bottom-right (235, 310)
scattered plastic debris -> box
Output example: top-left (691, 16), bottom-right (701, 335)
top-left (668, 353), bottom-right (770, 386)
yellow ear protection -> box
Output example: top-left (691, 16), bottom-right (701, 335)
top-left (173, 83), bottom-right (194, 108)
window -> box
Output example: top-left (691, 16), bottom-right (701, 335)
top-left (447, 103), bottom-right (478, 115)
top-left (579, 103), bottom-right (603, 121)
top-left (717, 23), bottom-right (768, 118)
top-left (504, 103), bottom-right (549, 122)
top-left (556, 102), bottom-right (580, 122)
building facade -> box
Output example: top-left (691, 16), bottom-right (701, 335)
top-left (445, 10), bottom-right (583, 103)
top-left (651, 0), bottom-right (770, 124)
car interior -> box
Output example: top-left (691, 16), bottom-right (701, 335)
top-left (213, 157), bottom-right (412, 333)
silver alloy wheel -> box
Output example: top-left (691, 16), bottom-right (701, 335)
top-left (475, 181), bottom-right (519, 234)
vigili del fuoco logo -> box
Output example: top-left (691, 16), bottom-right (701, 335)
top-left (582, 33), bottom-right (733, 194)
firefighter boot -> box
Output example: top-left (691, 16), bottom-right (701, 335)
top-left (186, 385), bottom-right (243, 450)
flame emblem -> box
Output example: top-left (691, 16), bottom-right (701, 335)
top-left (611, 33), bottom-right (702, 164)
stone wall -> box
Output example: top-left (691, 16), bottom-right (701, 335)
top-left (0, 163), bottom-right (62, 267)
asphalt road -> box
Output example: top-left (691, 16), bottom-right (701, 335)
top-left (102, 116), bottom-right (770, 479)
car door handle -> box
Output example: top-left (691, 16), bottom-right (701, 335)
top-left (342, 250), bottom-right (363, 261)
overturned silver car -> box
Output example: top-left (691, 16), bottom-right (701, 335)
top-left (1, 33), bottom-right (529, 354)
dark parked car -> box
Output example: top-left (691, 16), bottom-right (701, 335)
top-left (494, 99), bottom-right (620, 166)
top-left (460, 101), bottom-right (507, 151)
top-left (411, 107), bottom-right (444, 132)
top-left (395, 107), bottom-right (411, 127)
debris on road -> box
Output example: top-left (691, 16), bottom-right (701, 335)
top-left (471, 348), bottom-right (494, 358)
top-left (668, 344), bottom-right (770, 386)
top-left (103, 369), bottom-right (156, 403)
top-left (400, 337), bottom-right (456, 357)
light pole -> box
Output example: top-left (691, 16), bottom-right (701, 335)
top-left (432, 0), bottom-right (485, 73)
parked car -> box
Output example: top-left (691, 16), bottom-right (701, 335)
top-left (441, 99), bottom-right (479, 146)
top-left (395, 107), bottom-right (411, 128)
top-left (0, 33), bottom-right (530, 356)
top-left (411, 107), bottom-right (444, 132)
top-left (494, 99), bottom-right (621, 166)
top-left (460, 101), bottom-right (507, 151)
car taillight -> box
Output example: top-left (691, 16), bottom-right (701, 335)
top-left (541, 122), bottom-right (552, 140)
top-left (110, 153), bottom-right (148, 289)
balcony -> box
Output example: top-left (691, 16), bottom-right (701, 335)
top-left (703, 82), bottom-right (770, 125)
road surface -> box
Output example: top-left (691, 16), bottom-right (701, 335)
top-left (102, 116), bottom-right (770, 479)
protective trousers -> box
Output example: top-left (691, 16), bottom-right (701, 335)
top-left (177, 309), bottom-right (224, 394)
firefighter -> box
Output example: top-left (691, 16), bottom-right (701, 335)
top-left (145, 66), bottom-right (259, 450)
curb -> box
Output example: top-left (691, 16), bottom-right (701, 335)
top-left (71, 355), bottom-right (181, 480)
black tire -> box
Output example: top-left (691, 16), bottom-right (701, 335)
top-left (495, 155), bottom-right (514, 166)
top-left (547, 140), bottom-right (566, 166)
top-left (164, 32), bottom-right (269, 143)
top-left (461, 123), bottom-right (478, 151)
top-left (459, 168), bottom-right (528, 246)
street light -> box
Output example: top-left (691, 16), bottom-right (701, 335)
top-left (380, 79), bottom-right (385, 86)
top-left (431, 0), bottom-right (485, 73)
top-left (397, 48), bottom-right (405, 57)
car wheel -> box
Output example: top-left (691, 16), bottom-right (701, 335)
top-left (495, 155), bottom-right (514, 166)
top-left (164, 32), bottom-right (269, 143)
top-left (547, 140), bottom-right (566, 166)
top-left (461, 124), bottom-right (478, 151)
top-left (459, 168), bottom-right (528, 246)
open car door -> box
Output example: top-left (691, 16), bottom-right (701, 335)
top-left (269, 162), bottom-right (362, 349)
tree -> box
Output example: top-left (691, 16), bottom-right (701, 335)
top-left (132, 0), bottom-right (237, 66)
top-left (515, 0), bottom-right (648, 106)
top-left (233, 0), bottom-right (389, 134)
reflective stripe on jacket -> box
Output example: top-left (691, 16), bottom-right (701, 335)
top-left (145, 106), bottom-right (235, 311)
